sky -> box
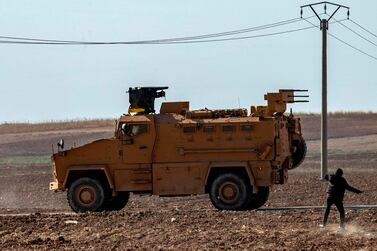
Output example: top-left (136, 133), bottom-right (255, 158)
top-left (0, 0), bottom-right (376, 122)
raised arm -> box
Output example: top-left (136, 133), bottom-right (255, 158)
top-left (345, 180), bottom-right (362, 194)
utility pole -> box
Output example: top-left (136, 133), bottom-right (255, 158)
top-left (300, 2), bottom-right (349, 180)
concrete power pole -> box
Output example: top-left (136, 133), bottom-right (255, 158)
top-left (300, 2), bottom-right (350, 180)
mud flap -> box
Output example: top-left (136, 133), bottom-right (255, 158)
top-left (273, 168), bottom-right (287, 184)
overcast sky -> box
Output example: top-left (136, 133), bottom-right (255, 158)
top-left (0, 1), bottom-right (376, 122)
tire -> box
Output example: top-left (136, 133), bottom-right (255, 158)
top-left (245, 186), bottom-right (270, 210)
top-left (67, 177), bottom-right (107, 213)
top-left (105, 192), bottom-right (130, 211)
top-left (290, 136), bottom-right (307, 170)
top-left (209, 173), bottom-right (251, 211)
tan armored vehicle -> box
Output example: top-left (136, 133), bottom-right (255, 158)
top-left (50, 87), bottom-right (307, 212)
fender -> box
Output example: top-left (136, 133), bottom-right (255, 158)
top-left (63, 165), bottom-right (114, 189)
top-left (205, 161), bottom-right (256, 187)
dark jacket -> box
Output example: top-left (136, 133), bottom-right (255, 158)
top-left (326, 174), bottom-right (361, 201)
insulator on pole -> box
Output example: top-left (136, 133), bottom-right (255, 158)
top-left (300, 8), bottom-right (303, 18)
top-left (347, 9), bottom-right (350, 19)
top-left (324, 3), bottom-right (327, 14)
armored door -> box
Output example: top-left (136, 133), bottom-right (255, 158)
top-left (115, 121), bottom-right (155, 191)
top-left (120, 121), bottom-right (155, 164)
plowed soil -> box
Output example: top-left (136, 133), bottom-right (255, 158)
top-left (1, 114), bottom-right (376, 250)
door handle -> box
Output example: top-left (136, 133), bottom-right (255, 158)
top-left (139, 146), bottom-right (148, 149)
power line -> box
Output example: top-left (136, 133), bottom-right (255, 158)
top-left (349, 19), bottom-right (377, 39)
top-left (0, 16), bottom-right (319, 45)
top-left (0, 17), bottom-right (305, 44)
top-left (303, 18), bottom-right (377, 62)
top-left (302, 17), bottom-right (346, 30)
top-left (328, 16), bottom-right (377, 48)
top-left (0, 26), bottom-right (317, 45)
top-left (144, 26), bottom-right (317, 44)
top-left (327, 33), bottom-right (377, 61)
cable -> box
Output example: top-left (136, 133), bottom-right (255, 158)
top-left (0, 25), bottom-right (317, 45)
top-left (327, 33), bottom-right (377, 61)
top-left (303, 18), bottom-right (377, 62)
top-left (0, 16), bottom-right (320, 45)
top-left (302, 17), bottom-right (347, 29)
top-left (0, 17), bottom-right (305, 44)
top-left (349, 19), bottom-right (377, 39)
top-left (327, 15), bottom-right (377, 48)
top-left (142, 26), bottom-right (317, 44)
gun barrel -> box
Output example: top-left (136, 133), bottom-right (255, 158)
top-left (279, 89), bottom-right (308, 92)
top-left (288, 95), bottom-right (310, 98)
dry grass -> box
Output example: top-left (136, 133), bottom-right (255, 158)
top-left (0, 155), bottom-right (50, 165)
top-left (0, 119), bottom-right (115, 135)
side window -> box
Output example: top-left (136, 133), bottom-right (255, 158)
top-left (130, 124), bottom-right (148, 136)
top-left (121, 123), bottom-right (148, 137)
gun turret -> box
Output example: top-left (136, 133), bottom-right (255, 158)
top-left (264, 89), bottom-right (309, 115)
top-left (128, 87), bottom-right (168, 114)
top-left (251, 89), bottom-right (309, 117)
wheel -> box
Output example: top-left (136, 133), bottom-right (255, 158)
top-left (290, 136), bottom-right (307, 169)
top-left (245, 186), bottom-right (270, 210)
top-left (105, 192), bottom-right (130, 211)
top-left (209, 173), bottom-right (250, 211)
top-left (67, 177), bottom-right (107, 213)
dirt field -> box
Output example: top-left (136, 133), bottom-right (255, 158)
top-left (0, 114), bottom-right (376, 250)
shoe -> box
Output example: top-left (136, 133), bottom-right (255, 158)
top-left (319, 224), bottom-right (326, 228)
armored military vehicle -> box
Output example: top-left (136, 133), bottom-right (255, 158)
top-left (50, 87), bottom-right (307, 212)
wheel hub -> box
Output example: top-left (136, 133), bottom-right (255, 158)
top-left (75, 185), bottom-right (96, 206)
top-left (219, 182), bottom-right (239, 204)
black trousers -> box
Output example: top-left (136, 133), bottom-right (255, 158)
top-left (323, 197), bottom-right (345, 227)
